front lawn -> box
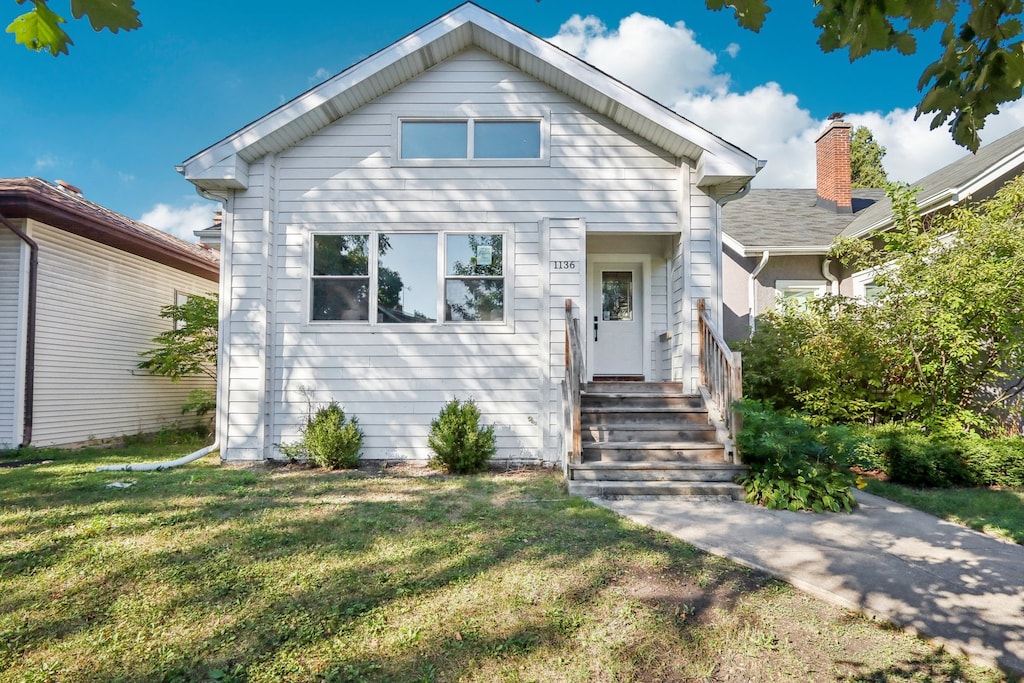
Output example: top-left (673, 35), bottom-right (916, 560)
top-left (0, 439), bottom-right (1005, 682)
top-left (864, 480), bottom-right (1024, 545)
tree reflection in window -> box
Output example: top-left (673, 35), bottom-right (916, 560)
top-left (377, 234), bottom-right (437, 323)
top-left (445, 234), bottom-right (504, 321)
top-left (312, 234), bottom-right (370, 320)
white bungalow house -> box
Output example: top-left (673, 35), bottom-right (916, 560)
top-left (181, 3), bottom-right (760, 469)
top-left (0, 177), bottom-right (220, 448)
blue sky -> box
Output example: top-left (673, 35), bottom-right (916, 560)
top-left (4, 1), bottom-right (1024, 240)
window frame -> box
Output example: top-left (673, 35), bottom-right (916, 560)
top-left (393, 109), bottom-right (549, 167)
top-left (307, 230), bottom-right (509, 327)
top-left (774, 280), bottom-right (828, 309)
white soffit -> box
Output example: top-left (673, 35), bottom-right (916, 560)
top-left (182, 3), bottom-right (758, 189)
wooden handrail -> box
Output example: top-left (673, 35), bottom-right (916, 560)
top-left (697, 299), bottom-right (743, 455)
top-left (564, 299), bottom-right (584, 465)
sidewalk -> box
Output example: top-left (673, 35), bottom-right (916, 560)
top-left (595, 490), bottom-right (1024, 677)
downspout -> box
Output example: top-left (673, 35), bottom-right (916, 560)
top-left (748, 250), bottom-right (770, 335)
top-left (97, 186), bottom-right (226, 472)
top-left (822, 258), bottom-right (838, 295)
top-left (0, 212), bottom-right (37, 447)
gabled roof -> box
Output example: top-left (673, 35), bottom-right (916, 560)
top-left (0, 177), bottom-right (219, 281)
top-left (181, 2), bottom-right (759, 195)
top-left (723, 188), bottom-right (886, 256)
top-left (840, 125), bottom-right (1024, 238)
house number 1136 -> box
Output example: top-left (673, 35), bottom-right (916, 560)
top-left (552, 260), bottom-right (577, 270)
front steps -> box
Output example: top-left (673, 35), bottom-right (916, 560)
top-left (567, 382), bottom-right (746, 500)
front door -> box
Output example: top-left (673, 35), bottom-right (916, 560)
top-left (589, 261), bottom-right (644, 378)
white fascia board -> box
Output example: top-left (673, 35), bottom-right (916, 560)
top-left (696, 151), bottom-right (758, 188)
top-left (846, 146), bottom-right (1024, 239)
top-left (185, 155), bottom-right (249, 190)
top-left (182, 9), bottom-right (477, 179)
top-left (723, 233), bottom-right (830, 257)
top-left (183, 3), bottom-right (759, 186)
top-left (471, 7), bottom-right (759, 175)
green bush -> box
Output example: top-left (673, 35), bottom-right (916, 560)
top-left (735, 401), bottom-right (859, 513)
top-left (961, 436), bottom-right (1024, 488)
top-left (872, 425), bottom-right (976, 488)
top-left (428, 398), bottom-right (496, 474)
top-left (280, 402), bottom-right (363, 469)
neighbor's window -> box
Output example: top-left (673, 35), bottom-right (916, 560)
top-left (312, 234), bottom-right (370, 321)
top-left (401, 119), bottom-right (541, 160)
top-left (775, 280), bottom-right (827, 311)
top-left (445, 234), bottom-right (504, 322)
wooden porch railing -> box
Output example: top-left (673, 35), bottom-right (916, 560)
top-left (564, 299), bottom-right (584, 465)
top-left (697, 298), bottom-right (743, 452)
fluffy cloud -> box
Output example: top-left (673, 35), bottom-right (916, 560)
top-left (140, 202), bottom-right (216, 242)
top-left (549, 13), bottom-right (728, 105)
top-left (548, 13), bottom-right (1024, 188)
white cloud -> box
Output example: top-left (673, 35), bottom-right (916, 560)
top-left (140, 203), bottom-right (215, 242)
top-left (548, 13), bottom-right (1024, 188)
top-left (549, 13), bottom-right (728, 105)
top-left (33, 154), bottom-right (60, 170)
top-left (307, 66), bottom-right (331, 86)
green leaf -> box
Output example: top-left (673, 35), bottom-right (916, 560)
top-left (70, 0), bottom-right (140, 33)
top-left (6, 1), bottom-right (72, 56)
top-left (705, 0), bottom-right (770, 31)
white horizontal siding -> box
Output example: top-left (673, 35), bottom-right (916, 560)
top-left (222, 48), bottom-right (712, 462)
top-left (29, 222), bottom-right (217, 446)
top-left (0, 230), bottom-right (22, 447)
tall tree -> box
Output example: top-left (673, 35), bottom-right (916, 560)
top-left (707, 1), bottom-right (1024, 152)
top-left (6, 0), bottom-right (139, 56)
top-left (850, 126), bottom-right (890, 189)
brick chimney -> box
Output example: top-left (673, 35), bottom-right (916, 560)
top-left (815, 119), bottom-right (853, 213)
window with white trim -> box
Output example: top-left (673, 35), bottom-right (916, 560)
top-left (310, 232), bottom-right (505, 324)
top-left (400, 119), bottom-right (542, 160)
top-left (852, 269), bottom-right (886, 303)
top-left (775, 280), bottom-right (828, 310)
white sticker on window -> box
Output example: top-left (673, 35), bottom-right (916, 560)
top-left (476, 245), bottom-right (493, 267)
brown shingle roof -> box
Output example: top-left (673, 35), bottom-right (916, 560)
top-left (0, 177), bottom-right (219, 281)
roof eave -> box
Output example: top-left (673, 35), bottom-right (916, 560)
top-left (0, 188), bottom-right (219, 281)
top-left (182, 3), bottom-right (759, 190)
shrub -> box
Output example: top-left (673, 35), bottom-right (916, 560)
top-left (280, 402), bottom-right (363, 469)
top-left (736, 401), bottom-right (859, 513)
top-left (872, 425), bottom-right (976, 488)
top-left (428, 398), bottom-right (496, 474)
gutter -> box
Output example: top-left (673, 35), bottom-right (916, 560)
top-left (0, 212), bottom-right (37, 447)
top-left (822, 258), bottom-right (838, 295)
top-left (748, 250), bottom-right (770, 335)
top-left (96, 186), bottom-right (228, 472)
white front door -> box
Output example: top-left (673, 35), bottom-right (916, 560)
top-left (588, 261), bottom-right (644, 378)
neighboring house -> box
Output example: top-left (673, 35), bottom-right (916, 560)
top-left (0, 177), bottom-right (220, 448)
top-left (181, 3), bottom-right (761, 464)
top-left (723, 121), bottom-right (1024, 341)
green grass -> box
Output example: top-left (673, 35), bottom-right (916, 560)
top-left (864, 480), bottom-right (1024, 545)
top-left (0, 438), bottom-right (1009, 682)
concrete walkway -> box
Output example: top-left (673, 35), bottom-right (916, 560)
top-left (595, 490), bottom-right (1024, 677)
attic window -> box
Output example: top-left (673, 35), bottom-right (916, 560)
top-left (400, 119), bottom-right (541, 160)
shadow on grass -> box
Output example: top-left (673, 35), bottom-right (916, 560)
top-left (1, 456), bottom-right (1006, 682)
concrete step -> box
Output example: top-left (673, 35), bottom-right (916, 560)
top-left (582, 423), bottom-right (717, 443)
top-left (582, 441), bottom-right (726, 463)
top-left (569, 462), bottom-right (747, 482)
top-left (568, 480), bottom-right (745, 500)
